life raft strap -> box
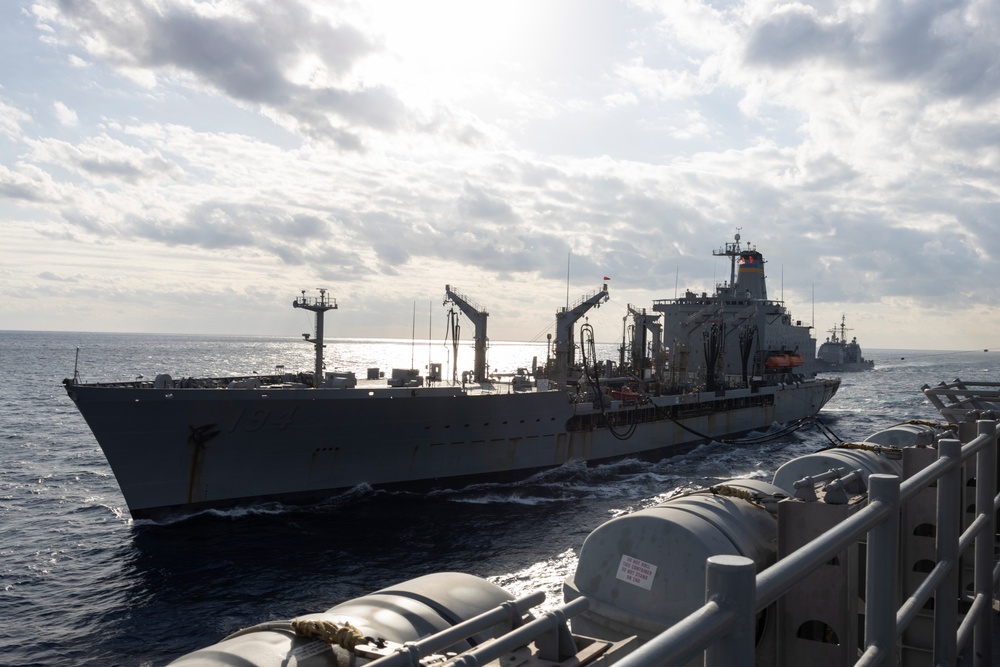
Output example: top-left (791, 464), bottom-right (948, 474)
top-left (290, 619), bottom-right (366, 650)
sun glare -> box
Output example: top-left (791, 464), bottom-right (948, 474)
top-left (362, 2), bottom-right (542, 104)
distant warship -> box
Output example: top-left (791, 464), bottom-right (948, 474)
top-left (815, 314), bottom-right (875, 372)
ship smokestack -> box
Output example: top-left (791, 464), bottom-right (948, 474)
top-left (735, 250), bottom-right (767, 301)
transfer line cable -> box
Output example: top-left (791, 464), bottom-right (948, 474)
top-left (579, 322), bottom-right (640, 441)
top-left (810, 416), bottom-right (846, 447)
top-left (663, 412), bottom-right (821, 446)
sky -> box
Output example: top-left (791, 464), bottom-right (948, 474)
top-left (2, 0), bottom-right (999, 350)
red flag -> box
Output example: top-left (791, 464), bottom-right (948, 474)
top-left (603, 276), bottom-right (610, 281)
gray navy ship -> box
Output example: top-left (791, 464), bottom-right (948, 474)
top-left (63, 233), bottom-right (840, 519)
top-left (815, 314), bottom-right (875, 372)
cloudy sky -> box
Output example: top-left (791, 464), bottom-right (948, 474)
top-left (2, 0), bottom-right (998, 350)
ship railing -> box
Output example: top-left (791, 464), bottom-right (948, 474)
top-left (294, 293), bottom-right (336, 309)
top-left (563, 285), bottom-right (608, 312)
top-left (445, 285), bottom-right (486, 315)
top-left (74, 373), bottom-right (293, 389)
top-left (651, 296), bottom-right (784, 309)
top-left (923, 379), bottom-right (1000, 421)
top-left (614, 419), bottom-right (1000, 667)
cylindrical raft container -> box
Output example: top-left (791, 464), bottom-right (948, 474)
top-left (862, 422), bottom-right (939, 448)
top-left (168, 572), bottom-right (515, 666)
top-left (770, 423), bottom-right (940, 495)
top-left (563, 479), bottom-right (784, 644)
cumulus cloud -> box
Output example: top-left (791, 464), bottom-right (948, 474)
top-left (740, 0), bottom-right (1000, 104)
top-left (0, 100), bottom-right (32, 139)
top-left (743, 5), bottom-right (856, 67)
top-left (27, 135), bottom-right (184, 184)
top-left (35, 0), bottom-right (404, 149)
top-left (457, 182), bottom-right (518, 223)
top-left (0, 163), bottom-right (63, 204)
top-left (52, 101), bottom-right (78, 126)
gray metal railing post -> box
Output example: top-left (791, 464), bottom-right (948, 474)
top-left (615, 555), bottom-right (756, 667)
top-left (864, 473), bottom-right (900, 665)
top-left (934, 438), bottom-right (962, 666)
top-left (704, 555), bottom-right (756, 667)
top-left (974, 420), bottom-right (997, 667)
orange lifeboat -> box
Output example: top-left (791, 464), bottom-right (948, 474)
top-left (765, 354), bottom-right (792, 369)
top-left (788, 354), bottom-right (804, 367)
top-left (611, 386), bottom-right (641, 402)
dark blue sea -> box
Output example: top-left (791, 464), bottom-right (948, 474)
top-left (2, 330), bottom-right (996, 666)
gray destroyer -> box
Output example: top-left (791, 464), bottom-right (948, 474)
top-left (63, 234), bottom-right (840, 519)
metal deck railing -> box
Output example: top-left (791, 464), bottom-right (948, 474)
top-left (614, 419), bottom-right (999, 667)
top-left (924, 380), bottom-right (1000, 422)
top-left (215, 417), bottom-right (998, 667)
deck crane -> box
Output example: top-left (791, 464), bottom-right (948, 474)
top-left (444, 285), bottom-right (488, 383)
top-left (625, 305), bottom-right (663, 379)
top-left (552, 284), bottom-right (609, 384)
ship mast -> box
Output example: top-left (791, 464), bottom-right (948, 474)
top-left (829, 314), bottom-right (851, 344)
top-left (713, 229), bottom-right (744, 291)
top-left (293, 288), bottom-right (338, 388)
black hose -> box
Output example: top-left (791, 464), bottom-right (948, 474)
top-left (580, 322), bottom-right (638, 441)
top-left (662, 413), bottom-right (823, 446)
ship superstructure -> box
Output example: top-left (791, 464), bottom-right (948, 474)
top-left (654, 233), bottom-right (818, 390)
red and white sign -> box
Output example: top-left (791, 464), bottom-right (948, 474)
top-left (616, 554), bottom-right (657, 590)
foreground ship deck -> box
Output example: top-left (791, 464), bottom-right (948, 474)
top-left (64, 233), bottom-right (840, 519)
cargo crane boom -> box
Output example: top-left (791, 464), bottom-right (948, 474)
top-left (444, 285), bottom-right (488, 383)
top-left (626, 305), bottom-right (663, 379)
top-left (553, 284), bottom-right (609, 384)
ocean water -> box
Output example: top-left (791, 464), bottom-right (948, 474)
top-left (1, 330), bottom-right (996, 666)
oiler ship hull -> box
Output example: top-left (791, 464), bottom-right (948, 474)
top-left (65, 378), bottom-right (839, 519)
